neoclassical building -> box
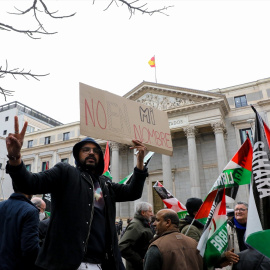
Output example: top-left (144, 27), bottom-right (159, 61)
top-left (3, 77), bottom-right (270, 217)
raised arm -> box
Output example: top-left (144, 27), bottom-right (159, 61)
top-left (6, 116), bottom-right (28, 166)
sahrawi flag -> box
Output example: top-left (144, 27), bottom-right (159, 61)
top-left (195, 137), bottom-right (253, 225)
top-left (197, 188), bottom-right (227, 269)
top-left (245, 105), bottom-right (270, 258)
top-left (119, 151), bottom-right (154, 184)
top-left (153, 181), bottom-right (187, 219)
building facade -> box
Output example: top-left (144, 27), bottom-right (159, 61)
top-left (2, 78), bottom-right (270, 216)
top-left (0, 101), bottom-right (62, 200)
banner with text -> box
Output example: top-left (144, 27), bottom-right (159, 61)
top-left (80, 83), bottom-right (173, 156)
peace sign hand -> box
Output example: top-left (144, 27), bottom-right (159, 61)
top-left (6, 116), bottom-right (28, 163)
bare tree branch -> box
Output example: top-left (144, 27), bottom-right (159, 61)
top-left (0, 87), bottom-right (14, 102)
top-left (1, 0), bottom-right (76, 38)
top-left (0, 22), bottom-right (53, 39)
top-left (0, 60), bottom-right (49, 100)
top-left (103, 0), bottom-right (173, 18)
top-left (0, 0), bottom-right (172, 100)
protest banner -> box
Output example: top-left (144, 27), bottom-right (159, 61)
top-left (80, 83), bottom-right (173, 156)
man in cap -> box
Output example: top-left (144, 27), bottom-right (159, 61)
top-left (5, 116), bottom-right (148, 270)
top-left (179, 197), bottom-right (204, 242)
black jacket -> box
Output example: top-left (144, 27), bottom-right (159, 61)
top-left (232, 248), bottom-right (270, 270)
top-left (6, 161), bottom-right (147, 270)
top-left (0, 193), bottom-right (40, 270)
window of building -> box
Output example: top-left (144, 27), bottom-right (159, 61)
top-left (27, 140), bottom-right (33, 148)
top-left (42, 161), bottom-right (49, 171)
top-left (61, 158), bottom-right (69, 163)
top-left (0, 163), bottom-right (2, 170)
top-left (26, 125), bottom-right (35, 133)
top-left (25, 164), bottom-right (31, 172)
top-left (3, 130), bottom-right (7, 135)
top-left (5, 116), bottom-right (9, 121)
top-left (235, 95), bottom-right (248, 108)
top-left (45, 136), bottom-right (51, 145)
top-left (63, 132), bottom-right (70, 141)
top-left (239, 128), bottom-right (253, 145)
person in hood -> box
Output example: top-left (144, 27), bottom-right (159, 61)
top-left (5, 116), bottom-right (149, 270)
top-left (179, 197), bottom-right (204, 242)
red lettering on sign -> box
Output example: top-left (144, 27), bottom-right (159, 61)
top-left (96, 101), bottom-right (107, 129)
top-left (85, 99), bottom-right (107, 129)
top-left (133, 124), bottom-right (172, 149)
top-left (134, 125), bottom-right (143, 141)
top-left (85, 99), bottom-right (95, 126)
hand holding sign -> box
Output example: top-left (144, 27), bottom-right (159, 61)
top-left (130, 139), bottom-right (147, 170)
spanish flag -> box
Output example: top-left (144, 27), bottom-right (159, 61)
top-left (148, 56), bottom-right (155, 67)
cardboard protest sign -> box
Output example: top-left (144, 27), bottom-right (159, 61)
top-left (80, 83), bottom-right (173, 156)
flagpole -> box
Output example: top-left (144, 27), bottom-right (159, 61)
top-left (154, 55), bottom-right (157, 83)
top-left (184, 218), bottom-right (195, 236)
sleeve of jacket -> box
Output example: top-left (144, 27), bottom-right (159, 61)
top-left (118, 222), bottom-right (144, 268)
top-left (181, 225), bottom-right (200, 242)
top-left (143, 245), bottom-right (162, 270)
top-left (111, 167), bottom-right (148, 202)
top-left (6, 161), bottom-right (69, 195)
top-left (21, 207), bottom-right (40, 269)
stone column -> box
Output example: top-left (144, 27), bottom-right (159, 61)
top-left (211, 121), bottom-right (228, 173)
top-left (184, 126), bottom-right (201, 198)
top-left (120, 145), bottom-right (130, 218)
top-left (53, 151), bottom-right (57, 165)
top-left (111, 142), bottom-right (120, 218)
top-left (162, 154), bottom-right (173, 193)
top-left (34, 154), bottom-right (39, 173)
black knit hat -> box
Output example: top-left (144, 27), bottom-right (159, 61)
top-left (186, 197), bottom-right (203, 217)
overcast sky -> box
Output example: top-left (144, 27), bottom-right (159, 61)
top-left (1, 0), bottom-right (270, 124)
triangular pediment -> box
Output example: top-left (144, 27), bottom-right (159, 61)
top-left (123, 81), bottom-right (230, 115)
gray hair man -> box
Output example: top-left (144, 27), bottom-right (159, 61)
top-left (119, 202), bottom-right (154, 270)
top-left (31, 197), bottom-right (47, 221)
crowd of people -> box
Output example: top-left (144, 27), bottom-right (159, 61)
top-left (0, 116), bottom-right (269, 270)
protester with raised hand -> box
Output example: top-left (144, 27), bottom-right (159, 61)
top-left (6, 116), bottom-right (149, 270)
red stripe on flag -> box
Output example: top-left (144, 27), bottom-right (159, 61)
top-left (231, 137), bottom-right (253, 171)
top-left (195, 190), bottom-right (218, 220)
top-left (103, 141), bottom-right (110, 174)
top-left (218, 188), bottom-right (226, 216)
top-left (263, 122), bottom-right (270, 149)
